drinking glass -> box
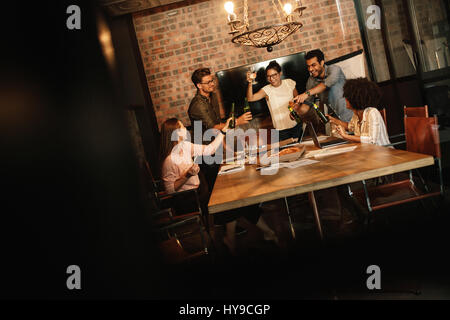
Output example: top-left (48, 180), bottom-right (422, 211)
top-left (248, 66), bottom-right (257, 84)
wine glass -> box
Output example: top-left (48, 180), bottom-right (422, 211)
top-left (246, 140), bottom-right (257, 164)
top-left (248, 66), bottom-right (257, 84)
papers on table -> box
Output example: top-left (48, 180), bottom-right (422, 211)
top-left (284, 158), bottom-right (320, 168)
top-left (258, 138), bottom-right (298, 153)
top-left (304, 145), bottom-right (357, 158)
top-left (218, 164), bottom-right (245, 175)
top-left (259, 158), bottom-right (319, 175)
top-left (222, 151), bottom-right (246, 164)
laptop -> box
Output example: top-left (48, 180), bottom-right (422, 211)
top-left (307, 121), bottom-right (349, 149)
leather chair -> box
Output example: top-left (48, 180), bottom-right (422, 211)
top-left (380, 108), bottom-right (387, 125)
top-left (350, 115), bottom-right (443, 221)
top-left (382, 105), bottom-right (429, 146)
top-left (378, 107), bottom-right (405, 146)
top-left (143, 160), bottom-right (213, 264)
top-left (404, 105), bottom-right (429, 118)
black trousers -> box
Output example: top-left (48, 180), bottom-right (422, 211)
top-left (199, 162), bottom-right (220, 193)
top-left (213, 205), bottom-right (261, 226)
top-left (197, 172), bottom-right (260, 226)
top-left (278, 122), bottom-right (303, 142)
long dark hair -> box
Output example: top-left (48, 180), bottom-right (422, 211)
top-left (160, 118), bottom-right (182, 165)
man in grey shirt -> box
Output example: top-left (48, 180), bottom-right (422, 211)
top-left (294, 49), bottom-right (353, 122)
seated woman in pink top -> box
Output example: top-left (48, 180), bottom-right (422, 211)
top-left (160, 118), bottom-right (226, 194)
top-left (160, 118), bottom-right (277, 254)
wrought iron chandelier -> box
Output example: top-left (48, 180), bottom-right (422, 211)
top-left (224, 0), bottom-right (307, 52)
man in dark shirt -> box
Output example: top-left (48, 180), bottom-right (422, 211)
top-left (188, 68), bottom-right (252, 131)
top-left (187, 68), bottom-right (252, 193)
top-left (188, 89), bottom-right (223, 132)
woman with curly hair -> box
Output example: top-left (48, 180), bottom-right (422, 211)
top-left (326, 78), bottom-right (390, 146)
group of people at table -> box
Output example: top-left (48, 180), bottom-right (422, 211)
top-left (159, 49), bottom-right (391, 254)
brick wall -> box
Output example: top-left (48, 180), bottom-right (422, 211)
top-left (133, 0), bottom-right (363, 128)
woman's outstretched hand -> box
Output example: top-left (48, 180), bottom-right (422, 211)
top-left (335, 124), bottom-right (347, 138)
top-left (326, 114), bottom-right (339, 125)
top-left (222, 117), bottom-right (232, 132)
top-left (237, 112), bottom-right (252, 126)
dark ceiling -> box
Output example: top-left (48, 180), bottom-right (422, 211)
top-left (98, 0), bottom-right (197, 16)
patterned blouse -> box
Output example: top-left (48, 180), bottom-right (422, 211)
top-left (348, 107), bottom-right (391, 146)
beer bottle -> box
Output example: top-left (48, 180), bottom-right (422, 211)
top-left (288, 101), bottom-right (302, 124)
top-left (304, 100), bottom-right (329, 124)
top-left (229, 102), bottom-right (236, 128)
top-left (243, 98), bottom-right (251, 113)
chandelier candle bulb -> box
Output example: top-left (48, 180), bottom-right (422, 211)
top-left (224, 0), bottom-right (305, 49)
top-left (284, 3), bottom-right (293, 15)
top-left (293, 0), bottom-right (307, 16)
top-left (224, 1), bottom-right (234, 14)
top-left (225, 1), bottom-right (237, 22)
top-left (228, 13), bottom-right (237, 22)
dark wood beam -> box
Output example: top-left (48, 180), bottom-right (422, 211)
top-left (135, 0), bottom-right (209, 16)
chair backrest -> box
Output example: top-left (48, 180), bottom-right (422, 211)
top-left (144, 160), bottom-right (162, 191)
top-left (379, 108), bottom-right (387, 127)
top-left (404, 115), bottom-right (441, 158)
top-left (404, 105), bottom-right (429, 118)
top-left (142, 160), bottom-right (164, 209)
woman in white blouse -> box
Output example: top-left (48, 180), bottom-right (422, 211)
top-left (246, 60), bottom-right (302, 141)
top-left (326, 78), bottom-right (390, 146)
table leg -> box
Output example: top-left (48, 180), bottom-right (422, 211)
top-left (308, 191), bottom-right (324, 240)
top-left (284, 197), bottom-right (296, 240)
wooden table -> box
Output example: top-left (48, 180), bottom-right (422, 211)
top-left (208, 142), bottom-right (434, 239)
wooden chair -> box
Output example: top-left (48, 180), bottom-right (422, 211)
top-left (143, 160), bottom-right (212, 264)
top-left (404, 105), bottom-right (429, 118)
top-left (378, 107), bottom-right (405, 146)
top-left (381, 106), bottom-right (430, 147)
top-left (350, 115), bottom-right (443, 220)
top-left (379, 108), bottom-right (387, 127)
top-left (150, 207), bottom-right (210, 264)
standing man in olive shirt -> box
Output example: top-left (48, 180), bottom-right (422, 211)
top-left (188, 68), bottom-right (252, 191)
top-left (188, 68), bottom-right (252, 132)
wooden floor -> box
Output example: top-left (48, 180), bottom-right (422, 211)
top-left (155, 176), bottom-right (450, 300)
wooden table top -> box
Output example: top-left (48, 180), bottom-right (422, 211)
top-left (208, 143), bottom-right (434, 214)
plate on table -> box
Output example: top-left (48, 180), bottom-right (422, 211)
top-left (259, 144), bottom-right (306, 166)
